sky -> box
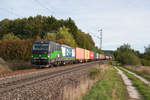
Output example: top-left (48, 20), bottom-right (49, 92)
top-left (0, 0), bottom-right (150, 52)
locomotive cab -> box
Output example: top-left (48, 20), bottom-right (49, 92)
top-left (31, 41), bottom-right (50, 67)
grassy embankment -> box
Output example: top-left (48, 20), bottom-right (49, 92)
top-left (124, 66), bottom-right (150, 81)
top-left (82, 66), bottom-right (127, 100)
top-left (63, 64), bottom-right (108, 100)
top-left (119, 67), bottom-right (150, 100)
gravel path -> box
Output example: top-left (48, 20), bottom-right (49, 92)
top-left (121, 67), bottom-right (150, 86)
top-left (114, 67), bottom-right (141, 100)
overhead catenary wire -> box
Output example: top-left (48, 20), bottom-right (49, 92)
top-left (89, 29), bottom-right (102, 50)
top-left (34, 0), bottom-right (55, 16)
top-left (0, 8), bottom-right (23, 18)
top-left (89, 32), bottom-right (100, 44)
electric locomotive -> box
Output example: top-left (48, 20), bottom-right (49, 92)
top-left (31, 41), bottom-right (62, 67)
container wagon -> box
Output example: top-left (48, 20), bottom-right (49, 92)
top-left (61, 44), bottom-right (75, 64)
top-left (96, 53), bottom-right (100, 60)
top-left (90, 51), bottom-right (94, 60)
top-left (100, 54), bottom-right (105, 60)
top-left (84, 49), bottom-right (90, 62)
top-left (105, 56), bottom-right (110, 60)
top-left (94, 52), bottom-right (97, 60)
top-left (75, 47), bottom-right (85, 63)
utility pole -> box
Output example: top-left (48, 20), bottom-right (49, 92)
top-left (98, 29), bottom-right (103, 50)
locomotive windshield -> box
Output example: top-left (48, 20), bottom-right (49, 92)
top-left (33, 43), bottom-right (49, 51)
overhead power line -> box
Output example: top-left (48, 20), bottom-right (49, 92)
top-left (89, 32), bottom-right (101, 48)
top-left (34, 0), bottom-right (55, 15)
top-left (0, 8), bottom-right (23, 17)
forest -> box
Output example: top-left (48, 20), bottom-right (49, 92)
top-left (0, 15), bottom-right (102, 61)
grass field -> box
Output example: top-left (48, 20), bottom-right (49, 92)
top-left (119, 67), bottom-right (150, 100)
top-left (124, 66), bottom-right (150, 81)
top-left (82, 66), bottom-right (127, 100)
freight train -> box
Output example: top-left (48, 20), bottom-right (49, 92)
top-left (31, 40), bottom-right (110, 67)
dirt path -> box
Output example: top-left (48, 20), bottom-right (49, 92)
top-left (114, 67), bottom-right (141, 100)
top-left (121, 67), bottom-right (150, 86)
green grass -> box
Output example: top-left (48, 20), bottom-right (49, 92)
top-left (83, 67), bottom-right (127, 100)
top-left (124, 67), bottom-right (150, 81)
top-left (88, 68), bottom-right (100, 80)
top-left (119, 67), bottom-right (150, 100)
top-left (108, 61), bottom-right (119, 66)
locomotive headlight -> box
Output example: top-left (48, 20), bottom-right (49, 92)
top-left (48, 55), bottom-right (50, 58)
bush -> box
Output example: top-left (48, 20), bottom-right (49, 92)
top-left (0, 64), bottom-right (12, 74)
top-left (0, 39), bottom-right (33, 61)
top-left (2, 32), bottom-right (20, 41)
top-left (7, 60), bottom-right (33, 70)
top-left (141, 59), bottom-right (150, 66)
top-left (114, 44), bottom-right (141, 65)
top-left (122, 52), bottom-right (141, 65)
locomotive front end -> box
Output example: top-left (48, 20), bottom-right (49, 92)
top-left (31, 41), bottom-right (50, 66)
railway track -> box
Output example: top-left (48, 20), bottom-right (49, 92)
top-left (0, 61), bottom-right (103, 94)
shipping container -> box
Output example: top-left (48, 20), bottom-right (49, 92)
top-left (75, 47), bottom-right (85, 61)
top-left (110, 56), bottom-right (112, 60)
top-left (106, 56), bottom-right (109, 60)
top-left (84, 49), bottom-right (90, 60)
top-left (94, 52), bottom-right (97, 59)
top-left (100, 54), bottom-right (105, 60)
top-left (61, 44), bottom-right (75, 61)
top-left (96, 53), bottom-right (99, 59)
top-left (90, 51), bottom-right (94, 59)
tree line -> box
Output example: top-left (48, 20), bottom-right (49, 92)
top-left (0, 15), bottom-right (102, 61)
top-left (114, 44), bottom-right (150, 66)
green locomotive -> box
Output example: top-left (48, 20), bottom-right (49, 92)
top-left (31, 41), bottom-right (62, 67)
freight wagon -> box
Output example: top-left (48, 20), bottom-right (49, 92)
top-left (94, 52), bottom-right (97, 60)
top-left (96, 53), bottom-right (100, 60)
top-left (84, 49), bottom-right (90, 62)
top-left (105, 56), bottom-right (109, 60)
top-left (75, 47), bottom-right (85, 63)
top-left (61, 44), bottom-right (75, 64)
top-left (100, 54), bottom-right (105, 60)
top-left (90, 51), bottom-right (94, 60)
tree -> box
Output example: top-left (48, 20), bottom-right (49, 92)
top-left (0, 19), bottom-right (10, 39)
top-left (2, 32), bottom-right (20, 41)
top-left (0, 15), bottom-right (100, 52)
top-left (143, 45), bottom-right (150, 61)
top-left (75, 30), bottom-right (96, 51)
top-left (56, 26), bottom-right (76, 47)
top-left (114, 44), bottom-right (141, 65)
top-left (145, 45), bottom-right (150, 55)
top-left (44, 32), bottom-right (56, 41)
